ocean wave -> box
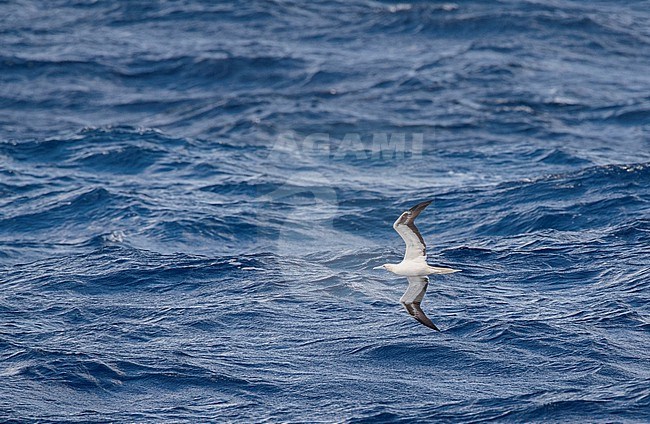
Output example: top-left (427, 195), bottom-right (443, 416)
top-left (2, 0), bottom-right (650, 422)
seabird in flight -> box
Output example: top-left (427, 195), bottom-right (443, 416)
top-left (374, 200), bottom-right (460, 331)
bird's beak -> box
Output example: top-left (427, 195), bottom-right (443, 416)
top-left (373, 265), bottom-right (384, 270)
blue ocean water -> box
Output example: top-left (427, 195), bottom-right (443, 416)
top-left (1, 0), bottom-right (650, 422)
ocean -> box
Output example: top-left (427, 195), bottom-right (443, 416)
top-left (1, 1), bottom-right (649, 422)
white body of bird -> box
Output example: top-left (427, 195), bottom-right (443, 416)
top-left (376, 260), bottom-right (459, 277)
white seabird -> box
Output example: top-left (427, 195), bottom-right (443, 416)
top-left (374, 200), bottom-right (460, 331)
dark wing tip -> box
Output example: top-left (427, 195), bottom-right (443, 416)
top-left (406, 200), bottom-right (433, 222)
top-left (409, 200), bottom-right (432, 213)
top-left (395, 200), bottom-right (433, 228)
top-left (422, 319), bottom-right (441, 332)
top-left (402, 302), bottom-right (441, 331)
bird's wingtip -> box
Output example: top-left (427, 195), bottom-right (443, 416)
top-left (409, 199), bottom-right (432, 211)
top-left (420, 319), bottom-right (440, 331)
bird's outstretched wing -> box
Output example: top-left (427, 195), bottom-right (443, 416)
top-left (393, 200), bottom-right (432, 261)
top-left (400, 276), bottom-right (440, 331)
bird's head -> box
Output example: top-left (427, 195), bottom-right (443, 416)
top-left (373, 264), bottom-right (394, 272)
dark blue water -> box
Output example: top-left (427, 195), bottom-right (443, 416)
top-left (2, 1), bottom-right (650, 422)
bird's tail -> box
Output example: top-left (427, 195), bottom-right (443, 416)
top-left (427, 266), bottom-right (461, 275)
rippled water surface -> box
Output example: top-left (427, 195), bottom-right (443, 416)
top-left (1, 1), bottom-right (650, 422)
